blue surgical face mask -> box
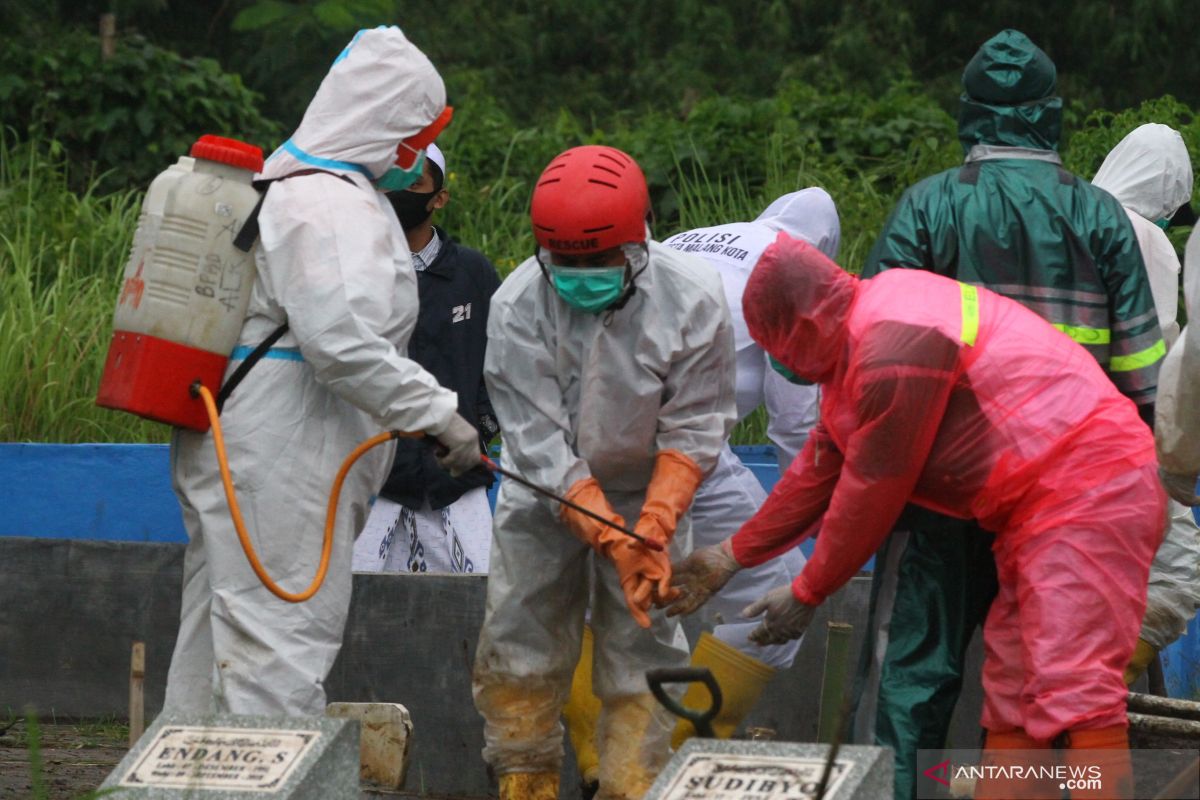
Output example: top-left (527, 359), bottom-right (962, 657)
top-left (549, 265), bottom-right (628, 313)
top-left (376, 150), bottom-right (425, 192)
top-left (768, 355), bottom-right (814, 385)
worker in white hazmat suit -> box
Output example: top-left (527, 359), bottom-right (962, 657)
top-left (1092, 123), bottom-right (1200, 683)
top-left (472, 144), bottom-right (736, 800)
top-left (1093, 123), bottom-right (1193, 347)
top-left (663, 189), bottom-right (837, 667)
top-left (1157, 223), bottom-right (1200, 505)
top-left (560, 188), bottom-right (838, 789)
top-left (164, 27), bottom-right (480, 717)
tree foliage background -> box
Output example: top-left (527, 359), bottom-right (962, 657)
top-left (3, 0), bottom-right (1198, 186)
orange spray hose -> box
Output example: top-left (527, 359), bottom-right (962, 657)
top-left (194, 383), bottom-right (418, 603)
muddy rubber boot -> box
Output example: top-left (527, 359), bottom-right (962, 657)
top-left (1123, 638), bottom-right (1157, 687)
top-left (563, 625), bottom-right (602, 791)
top-left (499, 771), bottom-right (560, 800)
top-left (474, 676), bottom-right (569, 797)
top-left (973, 728), bottom-right (1052, 799)
top-left (597, 693), bottom-right (673, 799)
top-left (670, 632), bottom-right (775, 748)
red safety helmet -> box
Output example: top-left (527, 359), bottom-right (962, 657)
top-left (531, 145), bottom-right (650, 255)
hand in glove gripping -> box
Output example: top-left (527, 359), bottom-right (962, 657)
top-left (600, 529), bottom-right (674, 629)
top-left (1160, 468), bottom-right (1200, 506)
top-left (600, 449), bottom-right (705, 628)
top-left (434, 413), bottom-right (482, 477)
top-left (664, 539), bottom-right (742, 617)
top-left (743, 584), bottom-right (818, 646)
top-left (559, 478), bottom-right (662, 627)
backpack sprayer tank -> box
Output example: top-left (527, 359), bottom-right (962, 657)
top-left (96, 135), bottom-right (265, 432)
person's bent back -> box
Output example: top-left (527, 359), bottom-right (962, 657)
top-left (736, 235), bottom-right (1160, 601)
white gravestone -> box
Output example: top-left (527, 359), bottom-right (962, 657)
top-left (646, 739), bottom-right (893, 800)
top-left (100, 713), bottom-right (359, 798)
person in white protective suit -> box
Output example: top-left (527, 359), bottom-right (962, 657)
top-left (472, 144), bottom-right (737, 800)
top-left (560, 188), bottom-right (838, 788)
top-left (1157, 223), bottom-right (1200, 506)
top-left (1092, 123), bottom-right (1200, 683)
top-left (164, 27), bottom-right (481, 717)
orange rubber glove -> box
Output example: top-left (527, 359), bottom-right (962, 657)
top-left (634, 449), bottom-right (704, 564)
top-left (560, 477), bottom-right (661, 627)
top-left (561, 453), bottom-right (704, 629)
top-left (609, 451), bottom-right (706, 627)
top-left (560, 477), bottom-right (627, 548)
top-left (599, 533), bottom-right (671, 628)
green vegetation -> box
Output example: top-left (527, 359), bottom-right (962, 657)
top-left (74, 716), bottom-right (131, 748)
top-left (0, 137), bottom-right (162, 442)
top-left (0, 3), bottom-right (1197, 444)
top-left (0, 28), bottom-right (280, 192)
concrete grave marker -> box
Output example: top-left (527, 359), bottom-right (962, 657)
top-left (100, 712), bottom-right (359, 798)
top-left (646, 739), bottom-right (893, 800)
top-left (325, 702), bottom-right (413, 789)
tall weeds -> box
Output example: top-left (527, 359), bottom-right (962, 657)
top-left (0, 136), bottom-right (163, 442)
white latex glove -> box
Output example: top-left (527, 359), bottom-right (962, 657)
top-left (665, 538), bottom-right (742, 617)
top-left (743, 585), bottom-right (818, 646)
top-left (1160, 468), bottom-right (1200, 507)
top-left (433, 413), bottom-right (481, 477)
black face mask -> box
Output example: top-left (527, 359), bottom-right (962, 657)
top-left (389, 189), bottom-right (438, 231)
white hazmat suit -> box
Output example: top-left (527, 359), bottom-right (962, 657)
top-left (1093, 123), bottom-right (1194, 346)
top-left (473, 241), bottom-right (736, 793)
top-left (1157, 224), bottom-right (1200, 503)
top-left (165, 27), bottom-right (465, 717)
top-left (1093, 124), bottom-right (1200, 656)
top-left (661, 188), bottom-right (840, 668)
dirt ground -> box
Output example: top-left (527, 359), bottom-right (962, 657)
top-left (0, 718), bottom-right (470, 799)
top-left (0, 718), bottom-right (129, 799)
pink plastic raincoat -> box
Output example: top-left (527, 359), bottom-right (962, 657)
top-left (732, 233), bottom-right (1165, 739)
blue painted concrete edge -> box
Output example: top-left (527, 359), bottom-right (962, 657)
top-left (0, 443), bottom-right (180, 543)
top-left (2, 442), bottom-right (1196, 698)
top-left (0, 443), bottom-right (789, 546)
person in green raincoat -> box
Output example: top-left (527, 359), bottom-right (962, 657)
top-left (852, 29), bottom-right (1163, 800)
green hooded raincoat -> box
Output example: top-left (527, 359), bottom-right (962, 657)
top-left (853, 30), bottom-right (1164, 800)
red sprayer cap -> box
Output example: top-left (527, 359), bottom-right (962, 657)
top-left (190, 135), bottom-right (264, 172)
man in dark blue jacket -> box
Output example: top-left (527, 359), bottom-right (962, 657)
top-left (353, 143), bottom-right (502, 573)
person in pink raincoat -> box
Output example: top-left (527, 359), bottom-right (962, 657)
top-left (667, 233), bottom-right (1165, 799)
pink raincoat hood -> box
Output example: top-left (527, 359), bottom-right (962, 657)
top-left (743, 232), bottom-right (857, 384)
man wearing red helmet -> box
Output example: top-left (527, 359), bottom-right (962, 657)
top-left (471, 145), bottom-right (737, 799)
